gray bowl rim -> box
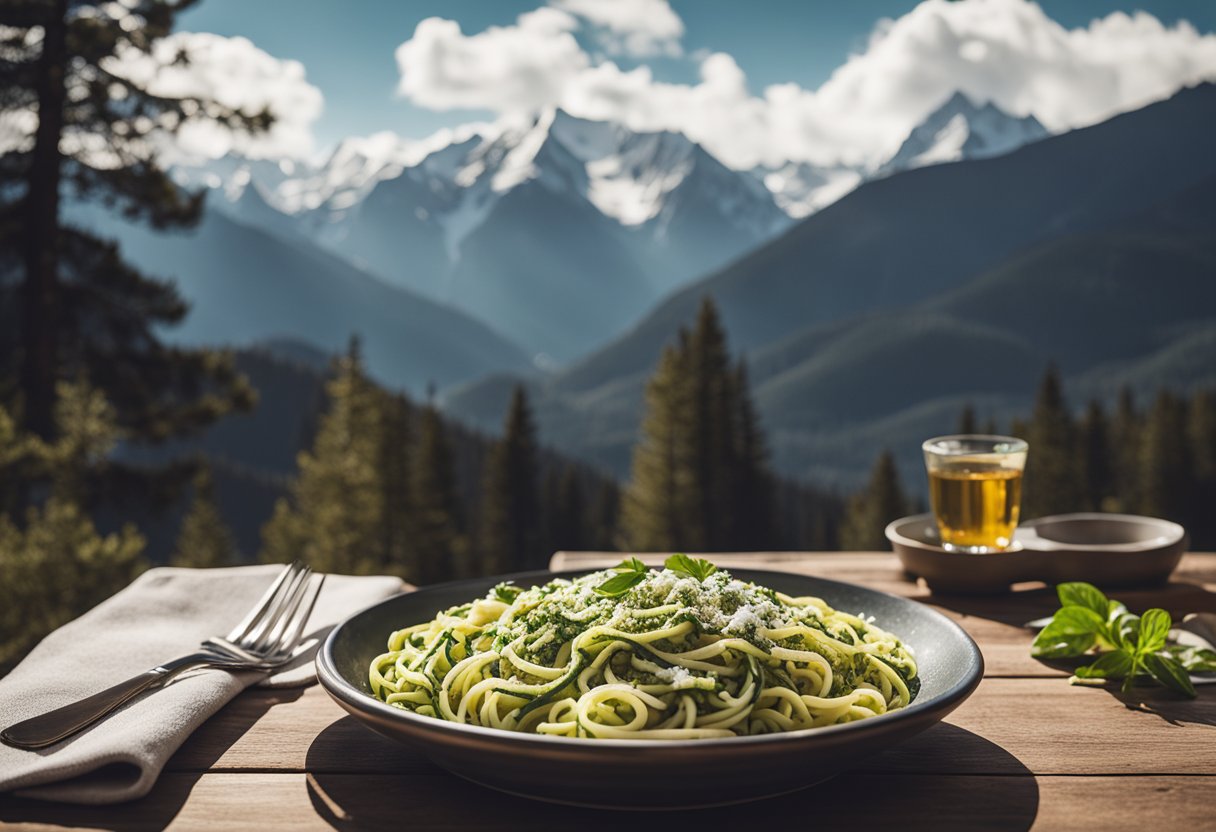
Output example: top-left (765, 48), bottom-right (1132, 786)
top-left (888, 512), bottom-right (1186, 554)
top-left (316, 566), bottom-right (984, 751)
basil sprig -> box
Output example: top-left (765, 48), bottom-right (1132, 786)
top-left (593, 554), bottom-right (721, 597)
top-left (665, 553), bottom-right (718, 581)
top-left (1032, 582), bottom-right (1214, 697)
top-left (594, 557), bottom-right (649, 597)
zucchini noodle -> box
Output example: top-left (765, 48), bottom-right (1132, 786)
top-left (368, 564), bottom-right (919, 739)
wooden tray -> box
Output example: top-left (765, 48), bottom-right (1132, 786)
top-left (886, 512), bottom-right (1187, 594)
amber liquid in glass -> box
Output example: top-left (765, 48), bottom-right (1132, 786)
top-left (928, 463), bottom-right (1022, 551)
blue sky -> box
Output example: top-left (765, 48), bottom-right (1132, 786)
top-left (169, 0), bottom-right (1216, 176)
top-left (180, 1), bottom-right (1216, 153)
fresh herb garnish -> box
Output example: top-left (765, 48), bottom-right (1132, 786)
top-left (665, 553), bottom-right (718, 581)
top-left (1031, 582), bottom-right (1203, 697)
top-left (594, 557), bottom-right (649, 597)
top-left (492, 581), bottom-right (521, 604)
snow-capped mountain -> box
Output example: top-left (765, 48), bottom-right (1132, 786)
top-left (185, 110), bottom-right (789, 362)
top-left (754, 162), bottom-right (864, 219)
top-left (176, 94), bottom-right (1049, 364)
top-left (878, 92), bottom-right (1049, 177)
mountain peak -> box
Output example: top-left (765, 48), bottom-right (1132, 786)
top-left (879, 91), bottom-right (1050, 176)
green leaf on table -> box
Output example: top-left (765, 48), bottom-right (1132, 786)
top-left (1032, 631), bottom-right (1097, 659)
top-left (1108, 612), bottom-right (1142, 652)
top-left (1058, 582), bottom-right (1109, 618)
top-left (1074, 650), bottom-right (1134, 679)
top-left (664, 553), bottom-right (718, 581)
top-left (1137, 609), bottom-right (1172, 653)
top-left (1031, 613), bottom-right (1100, 658)
top-left (1143, 652), bottom-right (1197, 698)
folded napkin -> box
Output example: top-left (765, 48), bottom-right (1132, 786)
top-left (0, 564), bottom-right (405, 804)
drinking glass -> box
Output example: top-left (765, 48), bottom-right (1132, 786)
top-left (922, 435), bottom-right (1028, 553)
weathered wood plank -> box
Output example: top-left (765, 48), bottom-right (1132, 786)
top-left (166, 678), bottom-right (1216, 777)
top-left (2, 772), bottom-right (1213, 832)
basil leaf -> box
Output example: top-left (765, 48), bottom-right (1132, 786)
top-left (1074, 650), bottom-right (1134, 679)
top-left (1108, 612), bottom-right (1142, 652)
top-left (1048, 606), bottom-right (1106, 635)
top-left (1143, 652), bottom-right (1197, 698)
top-left (1137, 609), bottom-right (1171, 654)
top-left (594, 571), bottom-right (646, 598)
top-left (615, 557), bottom-right (647, 574)
top-left (1031, 626), bottom-right (1097, 659)
top-left (664, 553), bottom-right (718, 581)
top-left (1058, 583), bottom-right (1109, 618)
top-left (492, 582), bottom-right (521, 603)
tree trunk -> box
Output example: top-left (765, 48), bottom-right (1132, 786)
top-left (19, 0), bottom-right (69, 440)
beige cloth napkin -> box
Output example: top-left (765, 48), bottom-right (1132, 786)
top-left (0, 564), bottom-right (405, 804)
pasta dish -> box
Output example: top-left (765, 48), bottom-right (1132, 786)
top-left (368, 556), bottom-right (918, 739)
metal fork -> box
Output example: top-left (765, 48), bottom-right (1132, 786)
top-left (0, 561), bottom-right (325, 750)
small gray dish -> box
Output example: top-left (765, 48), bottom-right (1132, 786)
top-left (887, 512), bottom-right (1187, 594)
top-left (316, 568), bottom-right (983, 810)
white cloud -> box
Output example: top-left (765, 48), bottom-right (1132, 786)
top-left (552, 0), bottom-right (683, 56)
top-left (395, 9), bottom-right (588, 112)
top-left (109, 32), bottom-right (323, 162)
top-left (394, 0), bottom-right (1216, 170)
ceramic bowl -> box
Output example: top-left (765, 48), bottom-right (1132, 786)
top-left (316, 567), bottom-right (984, 809)
top-left (887, 513), bottom-right (1187, 594)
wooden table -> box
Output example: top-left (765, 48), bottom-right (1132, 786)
top-left (3, 552), bottom-right (1215, 831)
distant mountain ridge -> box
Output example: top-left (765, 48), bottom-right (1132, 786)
top-left (441, 83), bottom-right (1216, 491)
top-left (754, 93), bottom-right (1050, 217)
top-left (71, 203), bottom-right (535, 396)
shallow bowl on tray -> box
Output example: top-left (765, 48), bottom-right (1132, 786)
top-left (887, 512), bottom-right (1187, 594)
top-left (316, 567), bottom-right (983, 809)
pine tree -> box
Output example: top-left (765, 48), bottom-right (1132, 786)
top-left (586, 480), bottom-right (621, 551)
top-left (619, 341), bottom-right (698, 551)
top-left (0, 384), bottom-right (145, 674)
top-left (730, 361), bottom-right (774, 548)
top-left (542, 466), bottom-right (587, 555)
top-left (1138, 391), bottom-right (1191, 522)
top-left (170, 464), bottom-right (238, 568)
top-left (3, 0), bottom-right (260, 458)
top-left (378, 392), bottom-right (414, 579)
top-left (1187, 390), bottom-right (1216, 484)
top-left (1187, 390), bottom-right (1216, 543)
top-left (686, 299), bottom-right (738, 549)
top-left (410, 404), bottom-right (464, 584)
top-left (840, 451), bottom-right (908, 550)
top-left (958, 404), bottom-right (978, 434)
top-left (1022, 365), bottom-right (1083, 518)
top-left (1079, 400), bottom-right (1112, 511)
top-left (479, 386), bottom-right (540, 574)
top-left (619, 297), bottom-right (773, 552)
top-left (260, 340), bottom-right (385, 574)
top-left (1108, 388), bottom-right (1141, 513)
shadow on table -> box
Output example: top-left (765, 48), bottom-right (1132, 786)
top-left (0, 686), bottom-right (305, 831)
top-left (305, 717), bottom-right (1039, 832)
top-left (922, 578), bottom-right (1216, 630)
